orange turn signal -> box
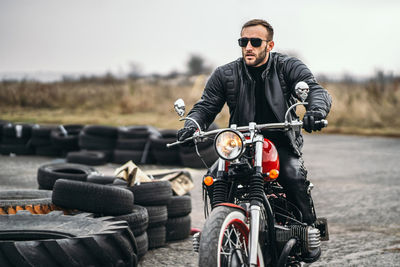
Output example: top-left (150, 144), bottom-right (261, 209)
top-left (204, 176), bottom-right (214, 186)
top-left (268, 169), bottom-right (279, 179)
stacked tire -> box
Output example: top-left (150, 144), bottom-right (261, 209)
top-left (166, 195), bottom-right (192, 241)
top-left (179, 122), bottom-right (219, 168)
top-left (0, 120), bottom-right (9, 144)
top-left (113, 126), bottom-right (159, 165)
top-left (150, 129), bottom-right (181, 165)
top-left (31, 125), bottom-right (62, 157)
top-left (37, 162), bottom-right (97, 190)
top-left (0, 123), bottom-right (34, 155)
top-left (124, 180), bottom-right (172, 249)
top-left (67, 125), bottom-right (118, 165)
top-left (51, 124), bottom-right (83, 155)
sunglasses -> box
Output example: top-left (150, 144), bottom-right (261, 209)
top-left (238, 37), bottom-right (269, 47)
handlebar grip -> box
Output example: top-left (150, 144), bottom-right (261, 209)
top-left (315, 119), bottom-right (328, 128)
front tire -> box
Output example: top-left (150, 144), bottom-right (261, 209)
top-left (199, 205), bottom-right (264, 267)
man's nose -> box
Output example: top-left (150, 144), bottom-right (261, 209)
top-left (246, 41), bottom-right (254, 50)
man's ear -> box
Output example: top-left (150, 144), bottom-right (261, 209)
top-left (267, 40), bottom-right (274, 52)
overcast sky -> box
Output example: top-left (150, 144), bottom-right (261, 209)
top-left (1, 0), bottom-right (399, 80)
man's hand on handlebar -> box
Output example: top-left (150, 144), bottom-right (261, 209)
top-left (303, 110), bottom-right (325, 133)
top-left (177, 126), bottom-right (197, 146)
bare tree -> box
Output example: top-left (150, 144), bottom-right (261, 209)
top-left (186, 54), bottom-right (211, 76)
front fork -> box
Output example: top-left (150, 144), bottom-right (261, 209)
top-left (249, 133), bottom-right (265, 266)
top-left (215, 128), bottom-right (266, 266)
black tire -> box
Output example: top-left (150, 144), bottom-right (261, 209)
top-left (147, 225), bottom-right (166, 249)
top-left (180, 145), bottom-right (218, 168)
top-left (32, 125), bottom-right (56, 138)
top-left (52, 179), bottom-right (134, 216)
top-left (125, 180), bottom-right (172, 206)
top-left (152, 149), bottom-right (181, 165)
top-left (166, 215), bottom-right (191, 241)
top-left (113, 205), bottom-right (149, 237)
top-left (198, 206), bottom-right (265, 267)
top-left (118, 125), bottom-right (159, 139)
top-left (150, 136), bottom-right (177, 151)
top-left (82, 125), bottom-right (118, 138)
top-left (0, 189), bottom-right (52, 208)
top-left (2, 123), bottom-right (32, 138)
top-left (66, 150), bottom-right (108, 166)
top-left (30, 136), bottom-right (52, 147)
top-left (0, 211), bottom-right (138, 266)
top-left (113, 150), bottom-right (143, 164)
top-left (79, 133), bottom-right (116, 150)
top-left (50, 125), bottom-right (83, 151)
top-left (1, 136), bottom-right (30, 145)
top-left (37, 162), bottom-right (97, 190)
top-left (116, 138), bottom-right (148, 150)
top-left (87, 174), bottom-right (117, 185)
top-left (0, 144), bottom-right (34, 155)
top-left (135, 232), bottom-right (149, 259)
top-left (167, 195), bottom-right (192, 218)
top-left (145, 205), bottom-right (168, 228)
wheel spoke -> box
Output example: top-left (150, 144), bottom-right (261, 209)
top-left (220, 223), bottom-right (250, 264)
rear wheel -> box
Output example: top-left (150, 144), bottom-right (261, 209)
top-left (199, 205), bottom-right (264, 267)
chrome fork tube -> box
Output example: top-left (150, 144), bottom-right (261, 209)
top-left (217, 158), bottom-right (225, 172)
top-left (249, 133), bottom-right (264, 266)
top-left (253, 134), bottom-right (264, 172)
top-left (249, 205), bottom-right (261, 266)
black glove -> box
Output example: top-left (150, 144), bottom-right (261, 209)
top-left (177, 126), bottom-right (197, 146)
top-left (303, 110), bottom-right (325, 133)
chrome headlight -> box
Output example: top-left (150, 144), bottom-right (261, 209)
top-left (214, 130), bottom-right (245, 161)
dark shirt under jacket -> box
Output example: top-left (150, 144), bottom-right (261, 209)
top-left (247, 62), bottom-right (289, 147)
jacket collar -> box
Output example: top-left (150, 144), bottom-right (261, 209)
top-left (239, 52), bottom-right (275, 81)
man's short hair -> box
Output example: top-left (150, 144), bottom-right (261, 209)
top-left (241, 19), bottom-right (274, 41)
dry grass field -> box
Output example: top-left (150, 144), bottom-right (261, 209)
top-left (1, 75), bottom-right (399, 136)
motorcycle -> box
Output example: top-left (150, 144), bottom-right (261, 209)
top-left (167, 81), bottom-right (329, 266)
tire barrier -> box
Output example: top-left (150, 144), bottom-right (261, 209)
top-left (0, 122), bottom-right (220, 168)
top-left (150, 129), bottom-right (181, 165)
top-left (166, 195), bottom-right (192, 241)
top-left (166, 215), bottom-right (191, 241)
top-left (51, 124), bottom-right (83, 154)
top-left (115, 125), bottom-right (160, 165)
top-left (3, 162), bottom-right (194, 264)
top-left (31, 125), bottom-right (63, 157)
top-left (66, 150), bottom-right (109, 166)
top-left (0, 123), bottom-right (34, 155)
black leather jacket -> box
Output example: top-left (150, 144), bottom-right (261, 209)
top-left (185, 52), bottom-right (332, 155)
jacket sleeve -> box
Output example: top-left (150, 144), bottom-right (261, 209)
top-left (283, 57), bottom-right (332, 118)
top-left (185, 67), bottom-right (226, 130)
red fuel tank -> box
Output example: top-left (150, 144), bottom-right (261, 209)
top-left (224, 138), bottom-right (280, 180)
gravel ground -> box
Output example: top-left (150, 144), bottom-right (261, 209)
top-left (1, 134), bottom-right (399, 266)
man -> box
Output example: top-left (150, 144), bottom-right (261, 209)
top-left (177, 18), bottom-right (331, 259)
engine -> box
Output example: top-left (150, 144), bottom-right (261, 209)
top-left (275, 224), bottom-right (321, 254)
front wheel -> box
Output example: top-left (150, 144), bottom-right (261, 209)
top-left (199, 205), bottom-right (264, 267)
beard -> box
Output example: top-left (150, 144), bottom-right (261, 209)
top-left (243, 47), bottom-right (268, 67)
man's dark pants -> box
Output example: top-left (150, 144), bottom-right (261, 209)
top-left (276, 147), bottom-right (316, 225)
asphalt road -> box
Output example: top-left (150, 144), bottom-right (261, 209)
top-left (1, 134), bottom-right (399, 266)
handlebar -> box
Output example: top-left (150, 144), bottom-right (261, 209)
top-left (166, 119), bottom-right (328, 148)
